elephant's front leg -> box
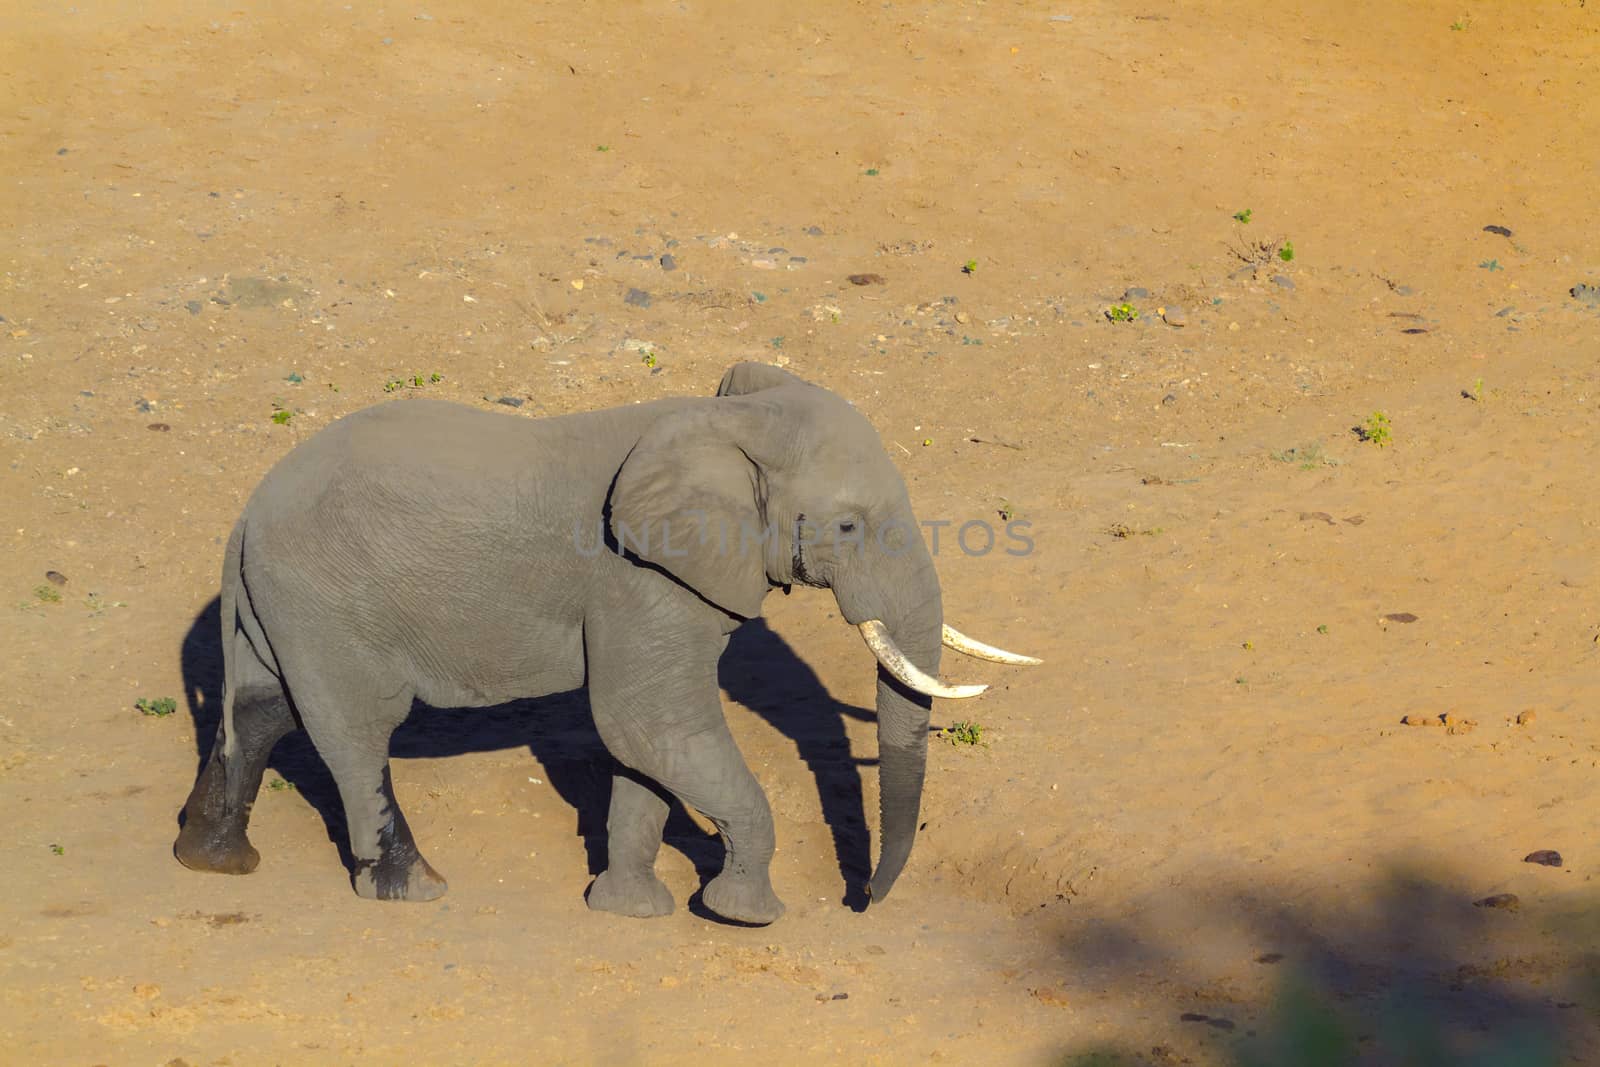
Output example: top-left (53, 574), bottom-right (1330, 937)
top-left (584, 608), bottom-right (784, 925)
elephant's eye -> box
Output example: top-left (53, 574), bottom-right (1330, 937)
top-left (838, 520), bottom-right (857, 534)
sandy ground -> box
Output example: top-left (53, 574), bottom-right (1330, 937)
top-left (4, 1), bottom-right (1600, 1064)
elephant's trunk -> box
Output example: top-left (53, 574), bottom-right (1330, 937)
top-left (863, 591), bottom-right (942, 904)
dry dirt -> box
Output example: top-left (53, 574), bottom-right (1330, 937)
top-left (4, 2), bottom-right (1600, 1064)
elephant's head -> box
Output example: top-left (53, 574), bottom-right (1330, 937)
top-left (608, 362), bottom-right (1039, 903)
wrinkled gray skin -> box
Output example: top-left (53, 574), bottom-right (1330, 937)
top-left (175, 363), bottom-right (947, 924)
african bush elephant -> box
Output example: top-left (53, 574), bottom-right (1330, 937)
top-left (174, 362), bottom-right (1037, 924)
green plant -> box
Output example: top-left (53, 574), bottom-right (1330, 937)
top-left (1106, 302), bottom-right (1138, 323)
top-left (864, 167), bottom-right (880, 176)
top-left (383, 378), bottom-right (405, 392)
top-left (1316, 624), bottom-right (1329, 634)
top-left (998, 502), bottom-right (1015, 521)
top-left (1451, 18), bottom-right (1468, 29)
top-left (1358, 412), bottom-right (1392, 447)
top-left (596, 144), bottom-right (610, 152)
top-left (430, 372), bottom-right (443, 383)
top-left (285, 371), bottom-right (304, 384)
top-left (1479, 258), bottom-right (1501, 271)
top-left (640, 351), bottom-right (658, 369)
top-left (962, 259), bottom-right (977, 274)
top-left (942, 720), bottom-right (985, 746)
top-left (266, 777), bottom-right (295, 792)
top-left (33, 584), bottom-right (61, 604)
top-left (1278, 241), bottom-right (1295, 262)
top-left (136, 696), bottom-right (178, 717)
top-left (50, 844), bottom-right (64, 856)
top-left (1233, 208), bottom-right (1253, 224)
top-left (270, 410), bottom-right (293, 425)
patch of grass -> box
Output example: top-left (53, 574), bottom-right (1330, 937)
top-left (266, 777), bottom-right (295, 792)
top-left (1451, 17), bottom-right (1468, 30)
top-left (998, 501), bottom-right (1015, 521)
top-left (270, 410), bottom-right (293, 425)
top-left (136, 696), bottom-right (178, 717)
top-left (383, 378), bottom-right (405, 392)
top-left (1233, 208), bottom-right (1253, 224)
top-left (1105, 302), bottom-right (1138, 323)
top-left (770, 336), bottom-right (785, 349)
top-left (1356, 412), bottom-right (1392, 447)
top-left (33, 584), bottom-right (62, 604)
top-left (596, 144), bottom-right (611, 152)
top-left (285, 370), bottom-right (304, 384)
top-left (640, 350), bottom-right (658, 369)
top-left (1316, 624), bottom-right (1329, 634)
top-left (1463, 377), bottom-right (1485, 402)
top-left (864, 167), bottom-right (880, 176)
top-left (1278, 241), bottom-right (1295, 262)
top-left (962, 259), bottom-right (978, 275)
top-left (1479, 258), bottom-right (1502, 271)
top-left (941, 720), bottom-right (985, 746)
top-left (50, 844), bottom-right (64, 856)
top-left (1270, 442), bottom-right (1336, 470)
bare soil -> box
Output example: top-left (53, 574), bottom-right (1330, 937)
top-left (4, 2), bottom-right (1599, 1064)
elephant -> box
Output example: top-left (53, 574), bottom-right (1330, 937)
top-left (173, 361), bottom-right (1038, 924)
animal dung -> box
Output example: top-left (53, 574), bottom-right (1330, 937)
top-left (1523, 850), bottom-right (1562, 867)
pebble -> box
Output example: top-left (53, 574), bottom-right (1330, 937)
top-left (954, 311), bottom-right (970, 324)
top-left (1570, 283), bottom-right (1600, 306)
top-left (135, 398), bottom-right (157, 413)
top-left (1161, 393), bottom-right (1177, 406)
top-left (1122, 286), bottom-right (1150, 300)
top-left (659, 254), bottom-right (677, 271)
top-left (1271, 275), bottom-right (1296, 291)
top-left (1483, 224), bottom-right (1513, 237)
top-left (1473, 893), bottom-right (1520, 911)
top-left (495, 396), bottom-right (524, 408)
top-left (847, 273), bottom-right (885, 286)
top-left (185, 300), bottom-right (202, 315)
top-left (1495, 306), bottom-right (1515, 318)
top-left (1395, 285), bottom-right (1415, 296)
top-left (624, 288), bottom-right (652, 308)
top-left (147, 422), bottom-right (171, 432)
top-left (1515, 709), bottom-right (1537, 726)
top-left (1523, 850), bottom-right (1562, 868)
top-left (1160, 306), bottom-right (1187, 327)
top-left (45, 570), bottom-right (67, 587)
top-left (804, 226), bottom-right (824, 236)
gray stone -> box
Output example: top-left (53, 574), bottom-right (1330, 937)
top-left (1271, 275), bottom-right (1296, 291)
top-left (624, 288), bottom-right (652, 308)
top-left (659, 254), bottom-right (677, 271)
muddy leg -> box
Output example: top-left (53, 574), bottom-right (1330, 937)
top-left (174, 683), bottom-right (296, 875)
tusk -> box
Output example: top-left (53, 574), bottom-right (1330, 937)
top-left (942, 624), bottom-right (1042, 666)
top-left (858, 621), bottom-right (988, 699)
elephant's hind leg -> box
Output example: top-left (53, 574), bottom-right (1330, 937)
top-left (289, 669), bottom-right (446, 903)
top-left (175, 641), bottom-right (297, 875)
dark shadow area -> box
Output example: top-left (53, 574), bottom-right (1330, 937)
top-left (1043, 865), bottom-right (1600, 1066)
top-left (177, 602), bottom-right (882, 917)
top-left (720, 616), bottom-right (878, 912)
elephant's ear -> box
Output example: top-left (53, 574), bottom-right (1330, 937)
top-left (608, 401), bottom-right (776, 619)
top-left (715, 361), bottom-right (814, 397)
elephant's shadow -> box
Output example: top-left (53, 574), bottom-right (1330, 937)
top-left (179, 598), bottom-right (879, 914)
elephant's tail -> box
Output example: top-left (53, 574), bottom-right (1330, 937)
top-left (218, 518), bottom-right (245, 762)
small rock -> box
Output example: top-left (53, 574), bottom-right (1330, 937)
top-left (1524, 850), bottom-right (1562, 868)
top-left (135, 399), bottom-right (157, 413)
top-left (1271, 275), bottom-right (1296, 291)
top-left (847, 273), bottom-right (885, 286)
top-left (147, 423), bottom-right (171, 432)
top-left (1160, 306), bottom-right (1187, 327)
top-left (1122, 286), bottom-right (1150, 300)
top-left (45, 570), bottom-right (67, 587)
top-left (133, 983), bottom-right (161, 1000)
top-left (804, 225), bottom-right (823, 236)
top-left (1161, 394), bottom-right (1177, 406)
top-left (1255, 953), bottom-right (1284, 965)
top-left (1515, 709), bottom-right (1537, 726)
top-left (495, 396), bottom-right (524, 408)
top-left (1570, 283), bottom-right (1600, 306)
top-left (750, 259), bottom-right (777, 271)
top-left (1382, 612), bottom-right (1419, 624)
top-left (185, 300), bottom-right (202, 315)
top-left (56, 147), bottom-right (69, 156)
top-left (1395, 285), bottom-right (1415, 296)
top-left (1483, 225), bottom-right (1513, 237)
top-left (624, 288), bottom-right (652, 308)
top-left (831, 992), bottom-right (848, 1001)
top-left (954, 311), bottom-right (970, 324)
top-left (659, 254), bottom-right (677, 271)
top-left (1474, 893), bottom-right (1520, 911)
top-left (1495, 306), bottom-right (1515, 318)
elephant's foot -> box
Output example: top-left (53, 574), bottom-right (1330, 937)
top-left (174, 817), bottom-right (261, 876)
top-left (353, 853), bottom-right (448, 903)
top-left (587, 869), bottom-right (675, 918)
top-left (702, 871), bottom-right (785, 925)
